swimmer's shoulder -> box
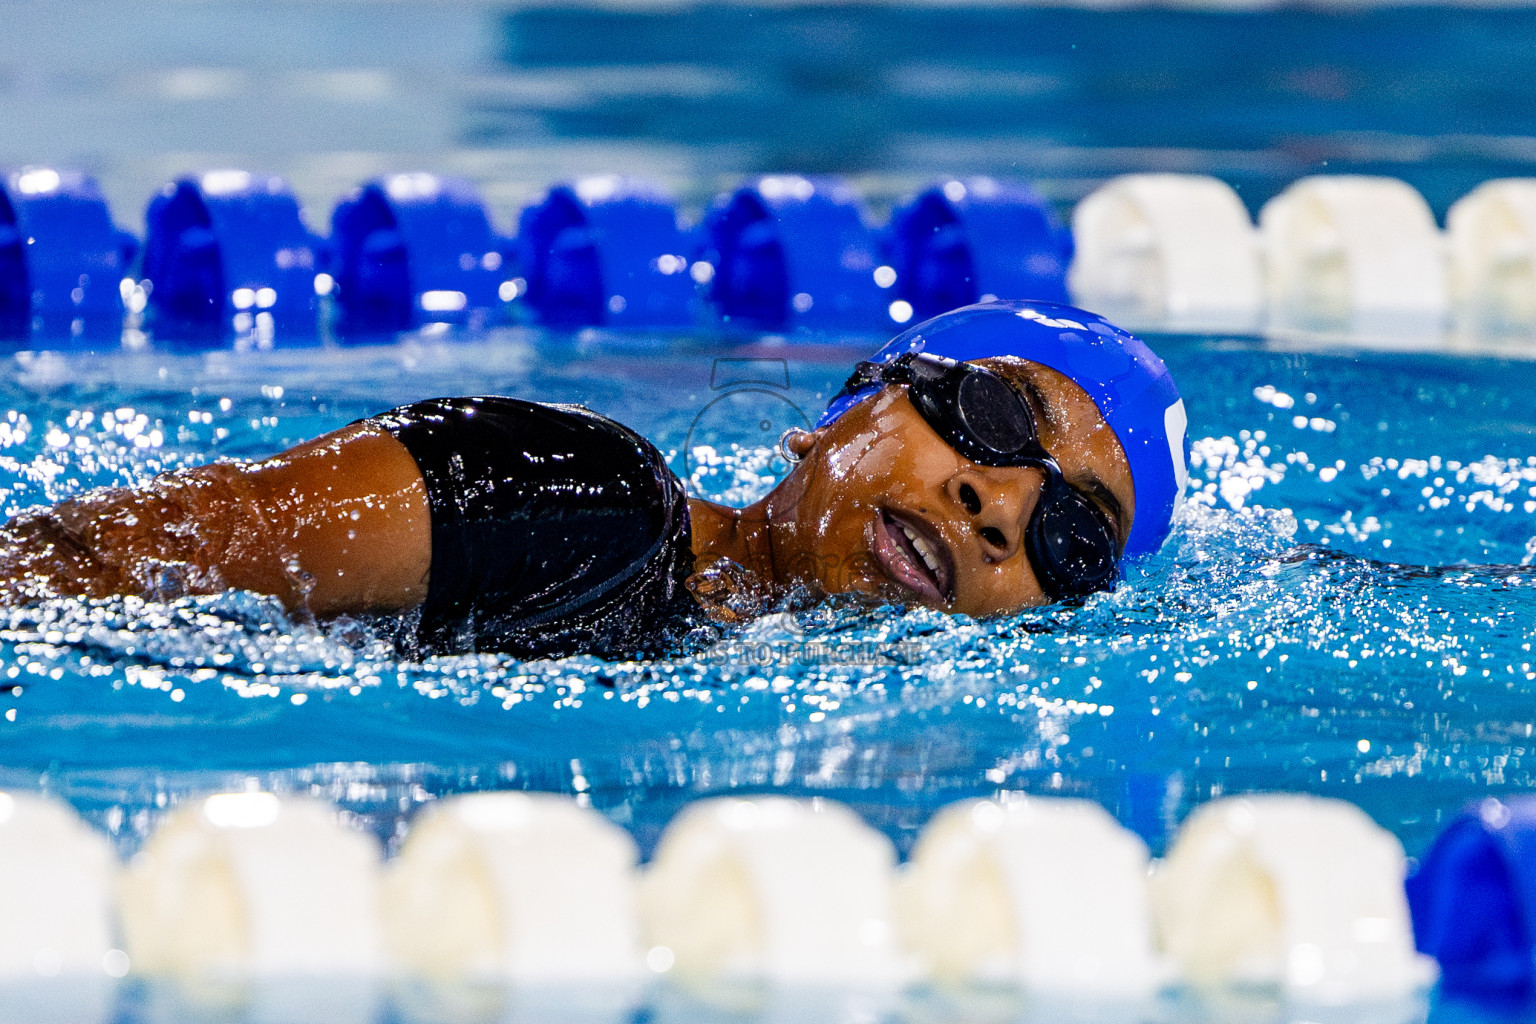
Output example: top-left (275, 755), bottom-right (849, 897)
top-left (368, 394), bottom-right (681, 500)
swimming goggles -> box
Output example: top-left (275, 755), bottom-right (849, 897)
top-left (832, 351), bottom-right (1120, 600)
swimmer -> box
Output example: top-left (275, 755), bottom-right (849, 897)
top-left (0, 301), bottom-right (1187, 659)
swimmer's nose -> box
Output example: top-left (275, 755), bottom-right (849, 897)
top-left (947, 467), bottom-right (1044, 562)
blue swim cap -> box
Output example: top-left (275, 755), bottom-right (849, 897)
top-left (818, 300), bottom-right (1188, 558)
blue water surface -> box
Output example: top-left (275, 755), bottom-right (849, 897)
top-left (0, 328), bottom-right (1530, 861)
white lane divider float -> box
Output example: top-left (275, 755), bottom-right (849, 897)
top-left (1069, 173), bottom-right (1264, 333)
top-left (1447, 178), bottom-right (1536, 333)
top-left (0, 792), bottom-right (120, 1024)
top-left (1151, 794), bottom-right (1436, 1003)
top-left (898, 796), bottom-right (1167, 994)
top-left (0, 792), bottom-right (119, 978)
top-left (384, 792), bottom-right (643, 983)
top-left (118, 792), bottom-right (385, 978)
top-left (1259, 175), bottom-right (1447, 340)
top-left (0, 785), bottom-right (1457, 1009)
top-left (640, 797), bottom-right (906, 985)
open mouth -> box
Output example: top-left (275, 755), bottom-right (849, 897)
top-left (871, 508), bottom-right (955, 607)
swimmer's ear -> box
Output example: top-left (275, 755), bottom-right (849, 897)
top-left (780, 428), bottom-right (820, 463)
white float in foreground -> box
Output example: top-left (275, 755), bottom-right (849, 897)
top-left (119, 792), bottom-right (385, 977)
top-left (1152, 795), bottom-right (1436, 1002)
top-left (385, 792), bottom-right (643, 982)
top-left (641, 797), bottom-right (905, 984)
top-left (898, 797), bottom-right (1166, 994)
top-left (1447, 178), bottom-right (1536, 331)
top-left (1259, 176), bottom-right (1447, 338)
top-left (1069, 173), bottom-right (1263, 332)
top-left (0, 791), bottom-right (119, 979)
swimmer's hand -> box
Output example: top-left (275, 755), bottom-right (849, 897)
top-left (685, 557), bottom-right (770, 624)
top-left (0, 465), bottom-right (297, 606)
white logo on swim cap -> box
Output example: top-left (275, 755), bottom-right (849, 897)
top-left (1016, 308), bottom-right (1087, 331)
top-left (1165, 399), bottom-right (1189, 510)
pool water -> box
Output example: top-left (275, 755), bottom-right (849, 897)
top-left (10, 2), bottom-right (1536, 1018)
top-left (1, 326), bottom-right (1532, 862)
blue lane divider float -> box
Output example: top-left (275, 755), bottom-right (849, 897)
top-left (0, 168), bottom-right (135, 341)
top-left (887, 177), bottom-right (1072, 324)
top-left (517, 175), bottom-right (696, 329)
top-left (23, 167), bottom-right (1536, 352)
top-left (330, 173), bottom-right (510, 337)
top-left (701, 175), bottom-right (890, 333)
top-left (1407, 796), bottom-right (1536, 1000)
top-left (142, 171), bottom-right (322, 345)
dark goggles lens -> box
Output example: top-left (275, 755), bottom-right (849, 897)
top-left (1027, 476), bottom-right (1120, 599)
top-left (955, 370), bottom-right (1035, 455)
top-left (834, 352), bottom-right (1120, 600)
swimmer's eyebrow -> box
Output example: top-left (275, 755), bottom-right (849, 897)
top-left (1079, 474), bottom-right (1127, 551)
top-left (1018, 380), bottom-right (1059, 430)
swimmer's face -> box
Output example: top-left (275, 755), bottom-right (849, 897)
top-left (770, 357), bottom-right (1134, 617)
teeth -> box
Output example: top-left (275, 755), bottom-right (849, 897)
top-left (899, 523), bottom-right (943, 579)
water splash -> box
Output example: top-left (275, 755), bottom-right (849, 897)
top-left (0, 333), bottom-right (1532, 858)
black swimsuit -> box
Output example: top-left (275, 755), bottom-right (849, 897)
top-left (368, 396), bottom-right (698, 660)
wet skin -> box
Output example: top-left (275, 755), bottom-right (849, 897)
top-left (0, 358), bottom-right (1131, 621)
top-left (688, 356), bottom-right (1136, 618)
top-left (0, 425), bottom-right (432, 616)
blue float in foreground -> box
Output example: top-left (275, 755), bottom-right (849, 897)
top-left (701, 175), bottom-right (888, 334)
top-left (1406, 796), bottom-right (1536, 999)
top-left (0, 167), bottom-right (135, 341)
top-left (517, 175), bottom-right (696, 329)
top-left (142, 171), bottom-right (322, 345)
top-left (330, 173), bottom-right (509, 336)
top-left (886, 177), bottom-right (1072, 324)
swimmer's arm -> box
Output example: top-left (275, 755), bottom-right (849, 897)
top-left (0, 425), bottom-right (432, 616)
top-left (233, 424), bottom-right (433, 614)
